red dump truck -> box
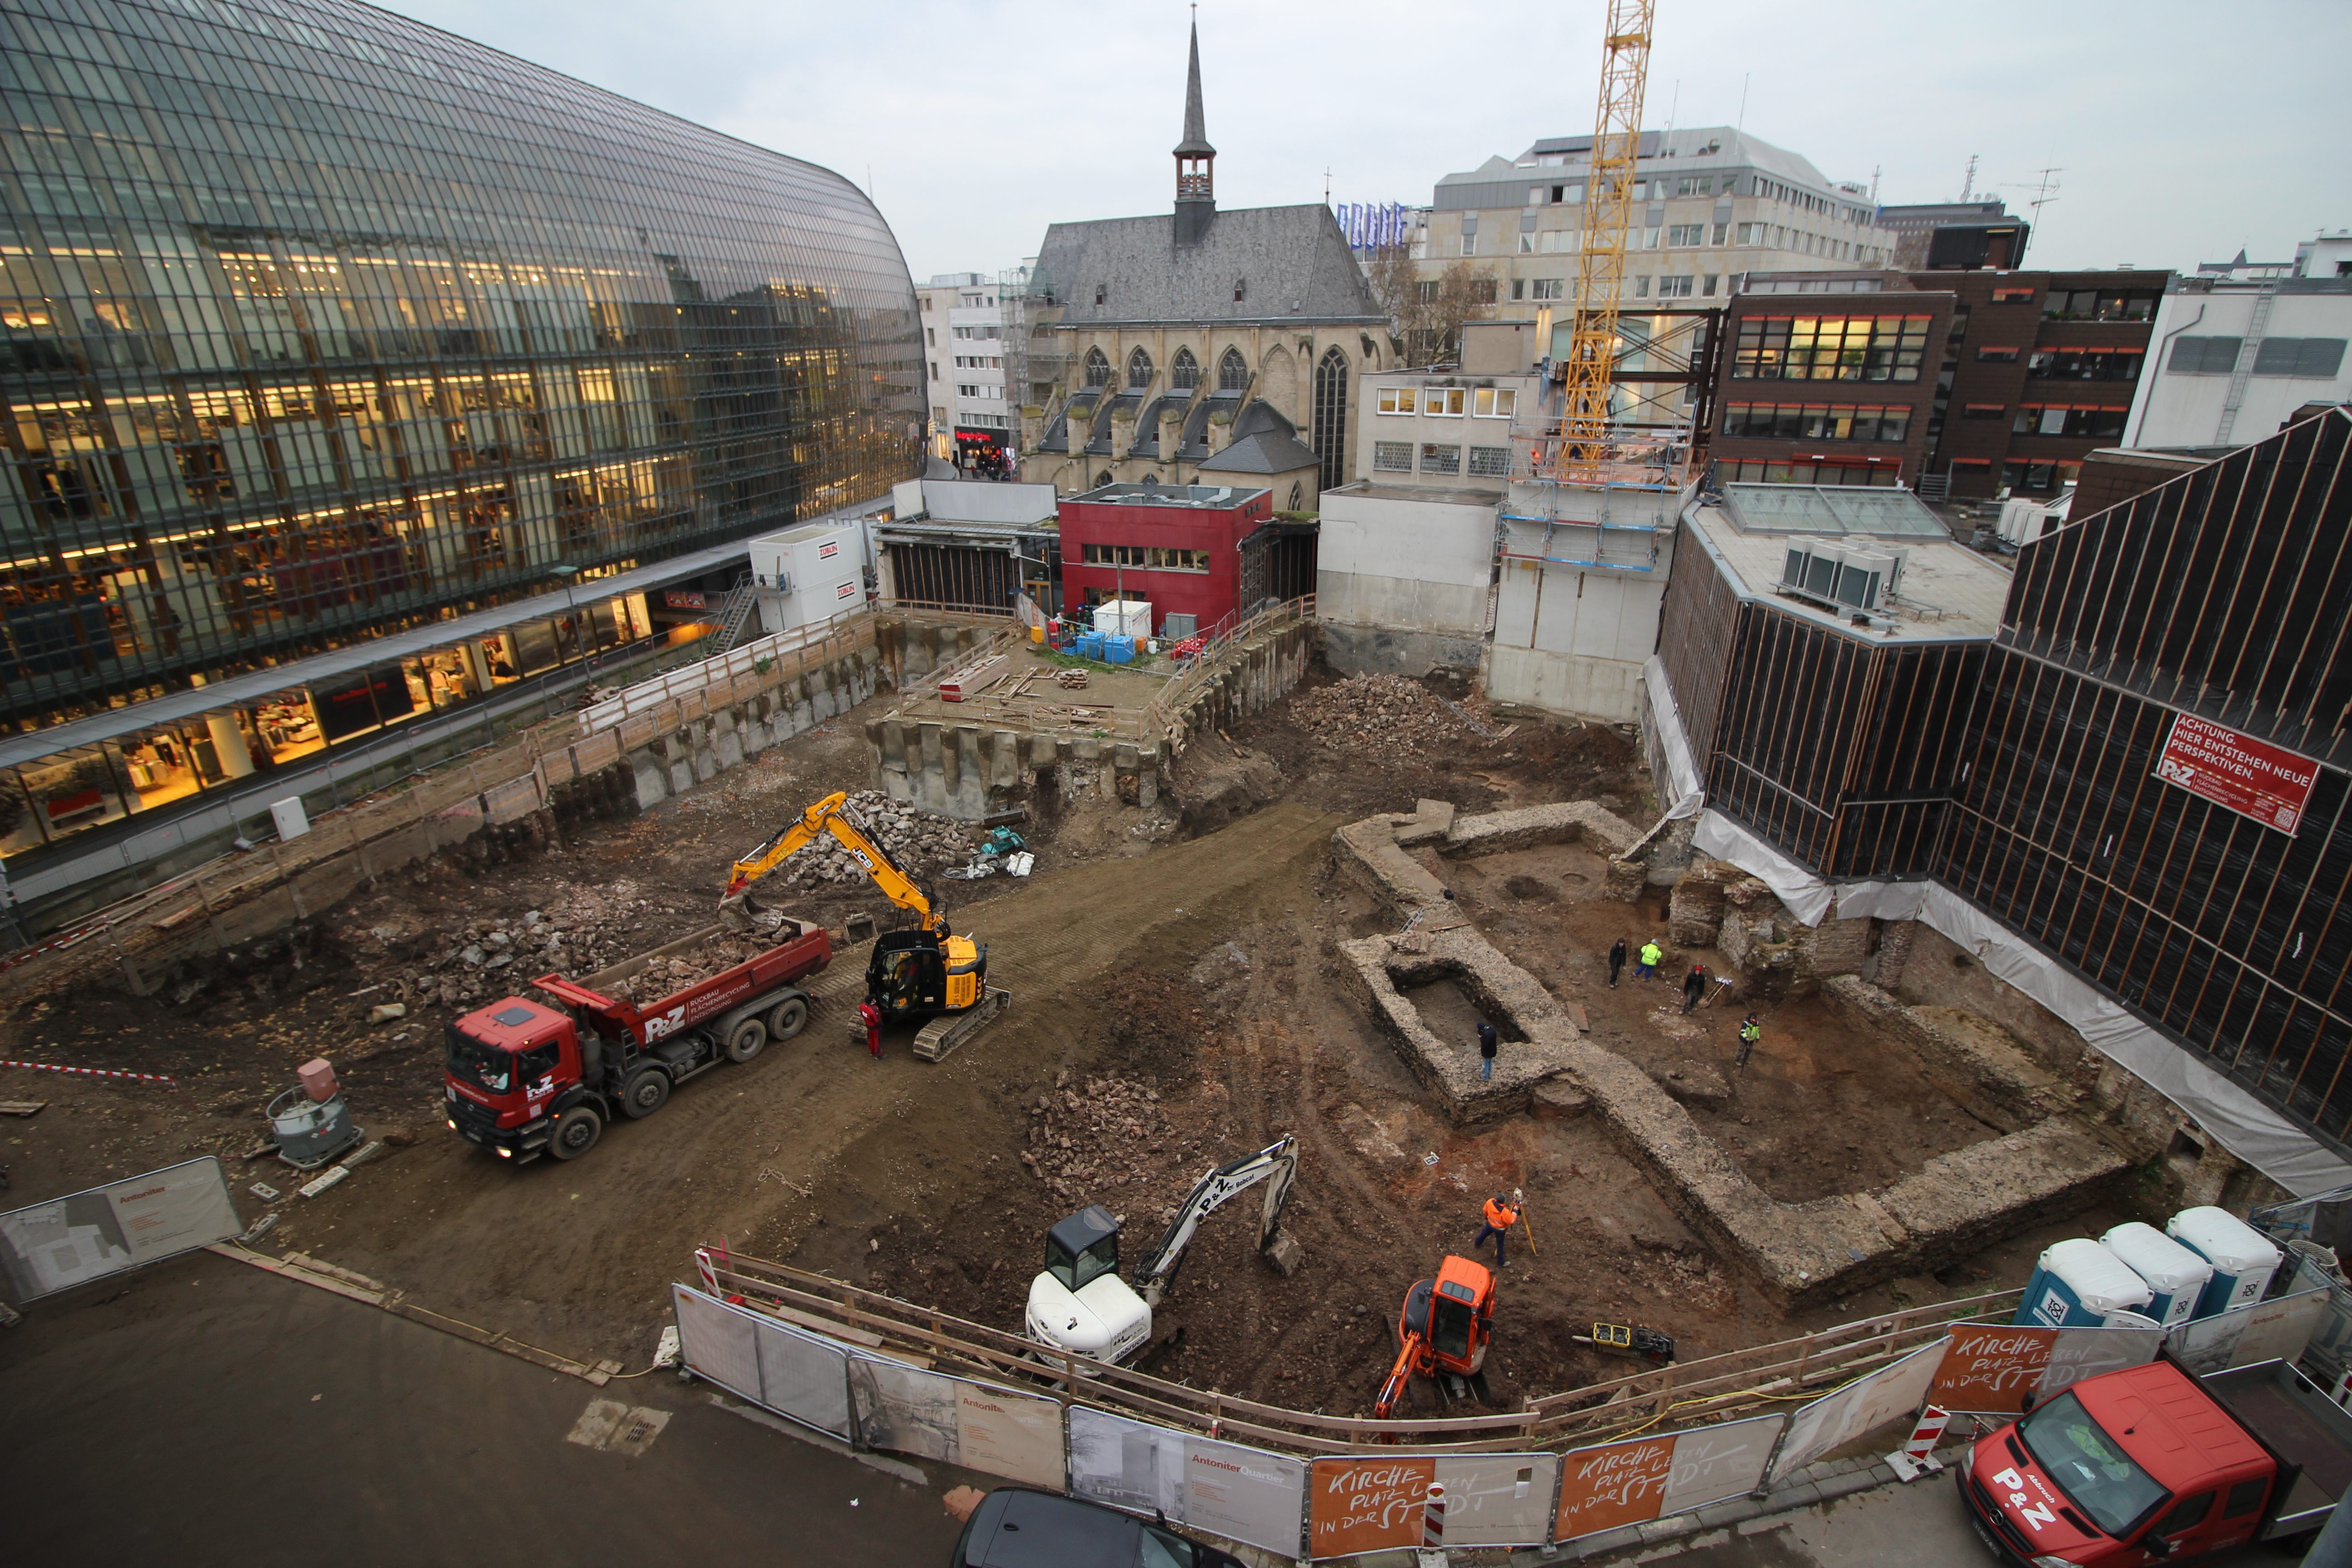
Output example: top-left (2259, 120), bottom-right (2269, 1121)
top-left (1960, 1353), bottom-right (2352, 1564)
top-left (443, 918), bottom-right (832, 1163)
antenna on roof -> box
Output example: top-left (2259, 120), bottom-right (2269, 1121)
top-left (1735, 73), bottom-right (1749, 134)
top-left (1957, 153), bottom-right (1977, 203)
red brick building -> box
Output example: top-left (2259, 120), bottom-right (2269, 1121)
top-left (1056, 481), bottom-right (1284, 635)
top-left (1705, 273), bottom-right (1956, 488)
top-left (1919, 269), bottom-right (2166, 498)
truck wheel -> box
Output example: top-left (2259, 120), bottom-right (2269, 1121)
top-left (725, 1017), bottom-right (768, 1063)
top-left (548, 1105), bottom-right (603, 1160)
top-left (765, 996), bottom-right (809, 1041)
top-left (621, 1068), bottom-right (671, 1119)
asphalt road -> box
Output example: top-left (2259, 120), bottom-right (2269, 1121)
top-left (1583, 1465), bottom-right (2316, 1567)
top-left (0, 1252), bottom-right (965, 1567)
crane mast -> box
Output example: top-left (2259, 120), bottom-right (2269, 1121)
top-left (1555, 0), bottom-right (1656, 485)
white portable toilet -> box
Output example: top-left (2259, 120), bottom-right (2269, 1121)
top-left (2168, 1207), bottom-right (2282, 1318)
top-left (2100, 1222), bottom-right (2214, 1328)
top-left (2015, 1237), bottom-right (2156, 1328)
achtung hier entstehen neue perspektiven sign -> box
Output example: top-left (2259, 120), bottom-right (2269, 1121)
top-left (2153, 714), bottom-right (2319, 834)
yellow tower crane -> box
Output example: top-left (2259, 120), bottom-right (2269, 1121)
top-left (1555, 0), bottom-right (1657, 485)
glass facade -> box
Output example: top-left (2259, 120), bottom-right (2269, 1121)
top-left (0, 0), bottom-right (922, 752)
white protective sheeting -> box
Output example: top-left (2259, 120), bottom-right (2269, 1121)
top-left (1691, 808), bottom-right (1835, 925)
top-left (1767, 1339), bottom-right (1947, 1486)
top-left (1067, 1407), bottom-right (1307, 1560)
top-left (1639, 655), bottom-right (1705, 816)
top-left (1656, 1415), bottom-right (1788, 1514)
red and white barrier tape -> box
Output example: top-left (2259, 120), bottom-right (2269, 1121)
top-left (0, 1058), bottom-right (175, 1085)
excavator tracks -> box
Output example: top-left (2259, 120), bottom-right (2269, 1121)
top-left (912, 986), bottom-right (1013, 1062)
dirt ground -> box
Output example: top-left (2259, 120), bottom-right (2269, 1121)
top-left (0, 660), bottom-right (2142, 1422)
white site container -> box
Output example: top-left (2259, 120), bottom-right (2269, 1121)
top-left (1094, 598), bottom-right (1152, 639)
top-left (747, 519), bottom-right (865, 635)
top-left (2100, 1221), bottom-right (2214, 1328)
top-left (2168, 1206), bottom-right (2282, 1318)
top-left (2015, 1237), bottom-right (2155, 1329)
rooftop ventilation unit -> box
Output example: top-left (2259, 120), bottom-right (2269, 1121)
top-left (1779, 541), bottom-right (1902, 612)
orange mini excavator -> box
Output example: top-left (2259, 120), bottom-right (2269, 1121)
top-left (1373, 1254), bottom-right (1497, 1418)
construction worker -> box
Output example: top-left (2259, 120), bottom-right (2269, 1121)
top-left (1475, 1189), bottom-right (1523, 1269)
top-left (1607, 936), bottom-right (1628, 988)
top-left (1636, 937), bottom-right (1663, 981)
top-left (1477, 1018), bottom-right (1499, 1081)
top-left (1681, 962), bottom-right (1708, 1015)
top-left (1737, 1012), bottom-right (1762, 1069)
top-left (858, 995), bottom-right (883, 1059)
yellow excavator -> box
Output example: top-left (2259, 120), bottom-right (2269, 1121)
top-left (720, 791), bottom-right (1010, 1061)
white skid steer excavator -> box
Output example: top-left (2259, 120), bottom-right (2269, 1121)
top-left (1024, 1134), bottom-right (1298, 1366)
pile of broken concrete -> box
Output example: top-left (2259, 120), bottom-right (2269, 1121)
top-left (773, 790), bottom-right (977, 888)
top-left (1287, 673), bottom-right (1495, 759)
top-left (1020, 1072), bottom-right (1209, 1226)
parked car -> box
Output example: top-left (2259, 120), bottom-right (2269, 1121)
top-left (949, 1488), bottom-right (1247, 1568)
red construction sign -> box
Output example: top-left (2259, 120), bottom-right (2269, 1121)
top-left (2153, 715), bottom-right (2320, 835)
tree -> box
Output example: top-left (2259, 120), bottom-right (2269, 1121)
top-left (1366, 248), bottom-right (1492, 366)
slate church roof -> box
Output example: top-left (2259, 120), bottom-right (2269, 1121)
top-left (1036, 204), bottom-right (1386, 328)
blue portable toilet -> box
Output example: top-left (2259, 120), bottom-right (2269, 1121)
top-left (2167, 1206), bottom-right (2282, 1318)
top-left (2099, 1222), bottom-right (2213, 1328)
top-left (2015, 1237), bottom-right (2155, 1328)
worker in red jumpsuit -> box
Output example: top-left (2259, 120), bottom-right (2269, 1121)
top-left (857, 995), bottom-right (882, 1059)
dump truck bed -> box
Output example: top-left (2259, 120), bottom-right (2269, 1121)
top-left (533, 920), bottom-right (831, 1044)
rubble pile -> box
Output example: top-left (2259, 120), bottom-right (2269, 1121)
top-left (1286, 673), bottom-right (1495, 759)
top-left (774, 790), bottom-right (976, 888)
top-left (1020, 1073), bottom-right (1204, 1222)
top-left (410, 902), bottom-right (645, 1011)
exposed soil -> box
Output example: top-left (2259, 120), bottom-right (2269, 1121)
top-left (0, 660), bottom-right (2129, 1426)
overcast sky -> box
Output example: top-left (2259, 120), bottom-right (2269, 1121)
top-left (379, 0), bottom-right (2347, 281)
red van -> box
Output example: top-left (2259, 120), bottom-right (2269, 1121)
top-left (1958, 1354), bottom-right (2352, 1564)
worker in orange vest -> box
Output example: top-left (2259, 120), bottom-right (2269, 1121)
top-left (1474, 1189), bottom-right (1524, 1269)
top-left (857, 995), bottom-right (882, 1059)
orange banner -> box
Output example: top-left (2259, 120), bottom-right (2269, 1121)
top-left (1930, 1324), bottom-right (2057, 1414)
top-left (1309, 1455), bottom-right (1435, 1557)
top-left (1553, 1435), bottom-right (1675, 1542)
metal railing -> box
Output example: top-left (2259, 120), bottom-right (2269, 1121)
top-left (1140, 593), bottom-right (1316, 741)
top-left (702, 1247), bottom-right (2022, 1455)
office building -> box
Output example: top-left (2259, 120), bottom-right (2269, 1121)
top-left (2124, 236), bottom-right (2352, 449)
top-left (1875, 200), bottom-right (2013, 270)
top-left (1422, 128), bottom-right (1893, 316)
top-left (1057, 482), bottom-right (1297, 635)
top-left (917, 268), bottom-right (1031, 470)
top-left (0, 0), bottom-right (919, 893)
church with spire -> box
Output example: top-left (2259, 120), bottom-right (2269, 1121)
top-left (1023, 19), bottom-right (1389, 507)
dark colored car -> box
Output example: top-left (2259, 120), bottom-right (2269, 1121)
top-left (949, 1488), bottom-right (1247, 1568)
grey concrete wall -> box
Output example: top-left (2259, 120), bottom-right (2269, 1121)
top-left (1317, 613), bottom-right (1486, 679)
top-left (625, 646), bottom-right (884, 811)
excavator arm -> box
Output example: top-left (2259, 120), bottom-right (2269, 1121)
top-left (1374, 1329), bottom-right (1426, 1421)
top-left (722, 790), bottom-right (946, 936)
top-left (1131, 1134), bottom-right (1297, 1307)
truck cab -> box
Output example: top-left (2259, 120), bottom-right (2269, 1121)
top-left (443, 998), bottom-right (585, 1163)
top-left (1960, 1356), bottom-right (2350, 1565)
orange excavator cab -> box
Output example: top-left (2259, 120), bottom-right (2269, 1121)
top-left (1374, 1254), bottom-right (1495, 1420)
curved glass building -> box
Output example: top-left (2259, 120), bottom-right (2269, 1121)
top-left (0, 0), bottom-right (919, 874)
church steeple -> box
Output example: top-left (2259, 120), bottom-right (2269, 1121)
top-left (1173, 15), bottom-right (1215, 245)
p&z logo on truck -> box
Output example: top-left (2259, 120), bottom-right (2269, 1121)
top-left (642, 1005), bottom-right (689, 1041)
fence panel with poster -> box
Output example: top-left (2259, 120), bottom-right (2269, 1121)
top-left (1767, 1338), bottom-right (1948, 1486)
top-left (2166, 1289), bottom-right (2331, 1377)
top-left (0, 1156), bottom-right (242, 1303)
top-left (1552, 1415), bottom-right (1786, 1545)
top-left (1068, 1406), bottom-right (1307, 1559)
top-left (845, 1352), bottom-right (1065, 1490)
top-left (670, 1283), bottom-right (852, 1438)
top-left (1926, 1322), bottom-right (2168, 1416)
top-left (1303, 1452), bottom-right (1556, 1558)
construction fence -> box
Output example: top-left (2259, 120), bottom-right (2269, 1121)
top-left (679, 1249), bottom-right (2341, 1562)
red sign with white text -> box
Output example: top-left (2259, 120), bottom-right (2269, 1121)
top-left (2154, 715), bottom-right (2319, 834)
